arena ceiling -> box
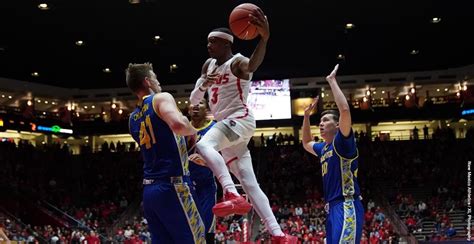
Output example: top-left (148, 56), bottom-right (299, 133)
top-left (0, 0), bottom-right (473, 89)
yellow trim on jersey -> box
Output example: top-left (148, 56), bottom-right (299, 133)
top-left (332, 136), bottom-right (359, 161)
top-left (332, 135), bottom-right (358, 197)
top-left (174, 133), bottom-right (190, 176)
top-left (173, 183), bottom-right (206, 243)
top-left (339, 200), bottom-right (357, 243)
top-left (150, 94), bottom-right (162, 117)
top-left (195, 120), bottom-right (213, 131)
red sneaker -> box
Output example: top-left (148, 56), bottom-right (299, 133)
top-left (212, 192), bottom-right (252, 217)
top-left (271, 234), bottom-right (298, 244)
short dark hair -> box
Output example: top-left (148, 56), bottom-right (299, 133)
top-left (125, 63), bottom-right (153, 93)
top-left (321, 109), bottom-right (339, 122)
top-left (212, 27), bottom-right (233, 35)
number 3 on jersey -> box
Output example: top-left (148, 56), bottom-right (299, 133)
top-left (211, 87), bottom-right (219, 104)
top-left (139, 115), bottom-right (157, 149)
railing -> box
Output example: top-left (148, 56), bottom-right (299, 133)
top-left (41, 201), bottom-right (107, 240)
top-left (0, 206), bottom-right (48, 243)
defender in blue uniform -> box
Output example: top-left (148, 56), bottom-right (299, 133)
top-left (126, 63), bottom-right (205, 244)
top-left (302, 64), bottom-right (364, 244)
top-left (187, 98), bottom-right (217, 241)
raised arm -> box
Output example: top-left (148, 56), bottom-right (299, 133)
top-left (302, 97), bottom-right (319, 156)
top-left (326, 64), bottom-right (352, 137)
top-left (190, 58), bottom-right (217, 105)
top-left (235, 8), bottom-right (270, 74)
top-left (153, 92), bottom-right (197, 136)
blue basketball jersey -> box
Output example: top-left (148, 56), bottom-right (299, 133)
top-left (189, 120), bottom-right (215, 181)
top-left (129, 95), bottom-right (189, 179)
top-left (312, 129), bottom-right (360, 203)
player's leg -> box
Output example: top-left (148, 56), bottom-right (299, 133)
top-left (195, 122), bottom-right (240, 195)
top-left (223, 144), bottom-right (284, 238)
top-left (142, 184), bottom-right (174, 243)
top-left (196, 121), bottom-right (252, 217)
top-left (327, 200), bottom-right (358, 244)
top-left (146, 181), bottom-right (206, 243)
top-left (194, 180), bottom-right (217, 236)
top-left (355, 199), bottom-right (365, 243)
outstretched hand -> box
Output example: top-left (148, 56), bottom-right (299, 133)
top-left (249, 8), bottom-right (270, 41)
top-left (202, 67), bottom-right (218, 89)
top-left (326, 64), bottom-right (339, 83)
top-left (304, 96), bottom-right (319, 117)
top-left (189, 153), bottom-right (207, 167)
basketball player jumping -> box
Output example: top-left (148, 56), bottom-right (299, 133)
top-left (302, 64), bottom-right (364, 243)
top-left (189, 8), bottom-right (297, 243)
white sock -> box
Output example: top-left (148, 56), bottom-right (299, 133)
top-left (196, 139), bottom-right (238, 195)
top-left (228, 151), bottom-right (282, 236)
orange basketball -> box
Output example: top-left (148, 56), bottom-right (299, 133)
top-left (229, 3), bottom-right (262, 40)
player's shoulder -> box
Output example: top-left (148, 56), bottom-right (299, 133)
top-left (201, 58), bottom-right (213, 72)
top-left (153, 92), bottom-right (173, 101)
top-left (152, 92), bottom-right (175, 111)
top-left (232, 53), bottom-right (248, 64)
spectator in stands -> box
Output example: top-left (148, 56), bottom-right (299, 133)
top-left (367, 199), bottom-right (375, 211)
top-left (413, 126), bottom-right (419, 140)
top-left (423, 125), bottom-right (429, 139)
top-left (446, 223), bottom-right (456, 239)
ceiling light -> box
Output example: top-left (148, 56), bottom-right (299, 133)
top-left (91, 105), bottom-right (95, 108)
top-left (337, 54), bottom-right (345, 60)
top-left (118, 109), bottom-right (123, 114)
top-left (75, 40), bottom-right (84, 46)
top-left (178, 101), bottom-right (182, 104)
top-left (436, 88), bottom-right (440, 92)
top-left (103, 68), bottom-right (111, 73)
top-left (170, 64), bottom-right (178, 73)
top-left (154, 35), bottom-right (161, 41)
top-left (456, 92), bottom-right (461, 97)
top-left (129, 0), bottom-right (141, 4)
top-left (38, 3), bottom-right (49, 10)
top-left (410, 49), bottom-right (419, 55)
top-left (31, 72), bottom-right (39, 77)
top-left (321, 92), bottom-right (325, 98)
top-left (431, 17), bottom-right (441, 24)
top-left (111, 103), bottom-right (117, 109)
top-left (345, 23), bottom-right (355, 29)
top-left (1, 95), bottom-right (4, 98)
top-left (366, 90), bottom-right (371, 96)
top-left (444, 88), bottom-right (448, 92)
top-left (410, 88), bottom-right (415, 94)
top-left (51, 102), bottom-right (56, 105)
top-left (37, 100), bottom-right (41, 103)
top-left (44, 100), bottom-right (48, 104)
top-left (381, 90), bottom-right (385, 94)
top-left (362, 97), bottom-right (368, 102)
top-left (27, 100), bottom-right (32, 106)
top-left (8, 96), bottom-right (12, 99)
top-left (463, 85), bottom-right (468, 91)
top-left (84, 106), bottom-right (88, 109)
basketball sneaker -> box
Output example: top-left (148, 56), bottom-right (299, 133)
top-left (271, 234), bottom-right (298, 244)
top-left (212, 192), bottom-right (252, 217)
